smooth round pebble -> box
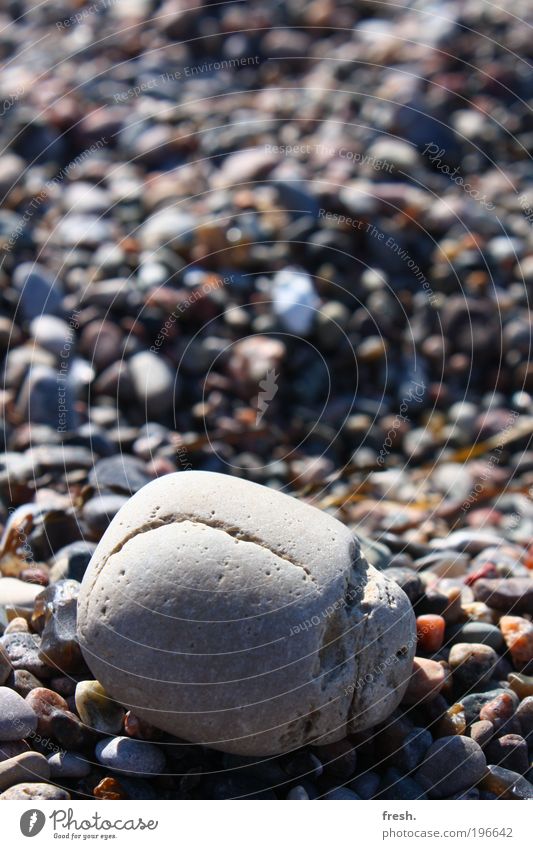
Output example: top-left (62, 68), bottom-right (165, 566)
top-left (47, 751), bottom-right (91, 779)
top-left (446, 622), bottom-right (504, 652)
top-left (402, 658), bottom-right (446, 705)
top-left (95, 736), bottom-right (166, 776)
top-left (415, 736), bottom-right (487, 797)
top-left (0, 751), bottom-right (50, 791)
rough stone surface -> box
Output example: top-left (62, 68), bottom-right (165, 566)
top-left (0, 633), bottom-right (53, 679)
top-left (0, 782), bottom-right (70, 800)
top-left (78, 471), bottom-right (416, 755)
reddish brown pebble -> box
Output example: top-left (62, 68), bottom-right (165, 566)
top-left (25, 687), bottom-right (91, 750)
top-left (124, 711), bottom-right (161, 741)
top-left (416, 615), bottom-right (445, 653)
top-left (470, 720), bottom-right (494, 748)
top-left (499, 616), bottom-right (533, 668)
top-left (402, 657), bottom-right (446, 705)
top-left (479, 692), bottom-right (516, 731)
top-left (25, 687), bottom-right (68, 719)
top-left (93, 776), bottom-right (128, 800)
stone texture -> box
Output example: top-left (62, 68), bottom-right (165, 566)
top-left (0, 782), bottom-right (70, 800)
top-left (402, 658), bottom-right (446, 705)
top-left (485, 733), bottom-right (529, 774)
top-left (515, 696), bottom-right (533, 740)
top-left (499, 616), bottom-right (533, 667)
top-left (0, 741), bottom-right (30, 763)
top-left (129, 351), bottom-right (177, 416)
top-left (481, 765), bottom-right (533, 800)
top-left (0, 751), bottom-right (50, 791)
top-left (415, 735), bottom-right (487, 797)
top-left (0, 687), bottom-right (38, 741)
top-left (78, 471), bottom-right (416, 755)
top-left (33, 581), bottom-right (84, 673)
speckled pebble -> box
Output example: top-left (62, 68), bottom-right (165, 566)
top-left (0, 782), bottom-right (70, 800)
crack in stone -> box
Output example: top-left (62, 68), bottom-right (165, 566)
top-left (86, 513), bottom-right (320, 597)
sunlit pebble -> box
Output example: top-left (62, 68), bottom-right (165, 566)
top-left (416, 615), bottom-right (446, 653)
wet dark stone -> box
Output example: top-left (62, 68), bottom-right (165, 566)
top-left (379, 768), bottom-right (427, 800)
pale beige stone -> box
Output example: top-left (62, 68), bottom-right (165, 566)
top-left (0, 752), bottom-right (50, 791)
top-left (78, 471), bottom-right (415, 755)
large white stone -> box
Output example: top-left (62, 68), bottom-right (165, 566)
top-left (78, 471), bottom-right (415, 755)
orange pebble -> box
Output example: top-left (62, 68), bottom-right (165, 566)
top-left (93, 777), bottom-right (128, 800)
top-left (500, 616), bottom-right (533, 667)
top-left (416, 614), bottom-right (446, 652)
top-left (524, 546), bottom-right (533, 570)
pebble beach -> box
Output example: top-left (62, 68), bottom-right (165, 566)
top-left (1, 0), bottom-right (533, 802)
